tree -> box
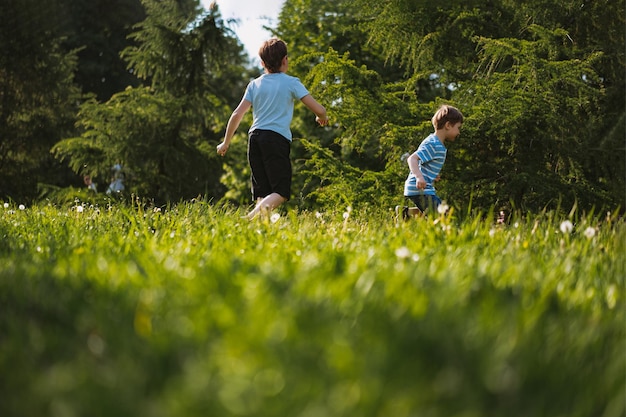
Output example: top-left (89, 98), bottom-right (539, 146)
top-left (276, 0), bottom-right (624, 213)
top-left (53, 0), bottom-right (249, 204)
top-left (0, 0), bottom-right (82, 203)
top-left (61, 0), bottom-right (145, 101)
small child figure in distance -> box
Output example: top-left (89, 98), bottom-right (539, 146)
top-left (396, 104), bottom-right (464, 221)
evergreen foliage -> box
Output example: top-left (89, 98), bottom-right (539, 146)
top-left (53, 0), bottom-right (249, 204)
top-left (279, 0), bottom-right (624, 213)
top-left (0, 0), bottom-right (82, 203)
top-left (0, 0), bottom-right (623, 213)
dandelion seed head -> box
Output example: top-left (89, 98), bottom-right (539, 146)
top-left (343, 211), bottom-right (350, 219)
top-left (395, 246), bottom-right (411, 259)
top-left (270, 213), bottom-right (281, 223)
top-left (76, 205), bottom-right (84, 213)
top-left (3, 203), bottom-right (8, 208)
top-left (437, 202), bottom-right (449, 214)
top-left (583, 226), bottom-right (596, 239)
top-left (18, 204), bottom-right (25, 210)
top-left (560, 220), bottom-right (574, 234)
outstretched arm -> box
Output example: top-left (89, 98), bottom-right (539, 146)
top-left (301, 94), bottom-right (328, 126)
top-left (407, 153), bottom-right (427, 190)
top-left (217, 99), bottom-right (251, 156)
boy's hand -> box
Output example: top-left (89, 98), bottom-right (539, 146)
top-left (416, 177), bottom-right (427, 190)
top-left (217, 141), bottom-right (229, 156)
top-left (316, 115), bottom-right (329, 126)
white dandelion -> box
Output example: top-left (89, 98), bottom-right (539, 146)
top-left (395, 246), bottom-right (411, 259)
top-left (270, 213), bottom-right (281, 223)
top-left (560, 220), bottom-right (574, 234)
top-left (583, 226), bottom-right (596, 239)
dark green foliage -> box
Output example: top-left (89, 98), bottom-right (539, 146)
top-left (54, 89), bottom-right (225, 202)
top-left (0, 0), bottom-right (82, 203)
top-left (62, 0), bottom-right (145, 101)
top-left (1, 0), bottom-right (623, 212)
top-left (0, 0), bottom-right (145, 202)
top-left (282, 0), bottom-right (624, 213)
top-left (53, 0), bottom-right (249, 204)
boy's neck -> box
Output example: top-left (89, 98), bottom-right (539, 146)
top-left (434, 129), bottom-right (446, 144)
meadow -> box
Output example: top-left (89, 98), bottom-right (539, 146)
top-left (0, 200), bottom-right (623, 417)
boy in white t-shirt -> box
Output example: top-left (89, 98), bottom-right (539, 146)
top-left (217, 38), bottom-right (328, 219)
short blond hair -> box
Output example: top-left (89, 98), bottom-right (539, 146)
top-left (432, 105), bottom-right (464, 129)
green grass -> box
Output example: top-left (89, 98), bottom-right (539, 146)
top-left (0, 201), bottom-right (624, 417)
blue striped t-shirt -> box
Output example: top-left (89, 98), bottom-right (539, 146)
top-left (404, 134), bottom-right (447, 196)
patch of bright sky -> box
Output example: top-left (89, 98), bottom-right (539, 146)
top-left (202, 0), bottom-right (286, 66)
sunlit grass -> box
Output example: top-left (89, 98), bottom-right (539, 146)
top-left (1, 201), bottom-right (623, 417)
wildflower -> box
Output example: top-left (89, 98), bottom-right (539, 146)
top-left (395, 246), bottom-right (411, 259)
top-left (560, 220), bottom-right (574, 234)
top-left (3, 203), bottom-right (8, 208)
top-left (315, 211), bottom-right (323, 219)
top-left (76, 205), bottom-right (84, 213)
top-left (18, 204), bottom-right (25, 210)
top-left (437, 202), bottom-right (449, 215)
top-left (583, 227), bottom-right (596, 239)
top-left (270, 213), bottom-right (281, 223)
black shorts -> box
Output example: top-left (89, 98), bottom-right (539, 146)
top-left (406, 194), bottom-right (441, 213)
top-left (248, 129), bottom-right (291, 201)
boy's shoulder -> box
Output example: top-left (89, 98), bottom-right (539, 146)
top-left (420, 133), bottom-right (438, 146)
top-left (252, 72), bottom-right (302, 85)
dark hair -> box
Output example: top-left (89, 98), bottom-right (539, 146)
top-left (432, 105), bottom-right (464, 129)
top-left (259, 38), bottom-right (287, 73)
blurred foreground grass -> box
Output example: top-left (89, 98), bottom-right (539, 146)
top-left (0, 201), bottom-right (624, 417)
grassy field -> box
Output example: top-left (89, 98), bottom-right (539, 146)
top-left (0, 201), bottom-right (624, 417)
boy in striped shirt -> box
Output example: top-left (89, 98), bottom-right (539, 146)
top-left (398, 105), bottom-right (464, 219)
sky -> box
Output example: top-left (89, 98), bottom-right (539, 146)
top-left (202, 0), bottom-right (286, 65)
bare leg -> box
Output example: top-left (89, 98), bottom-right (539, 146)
top-left (247, 193), bottom-right (287, 219)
